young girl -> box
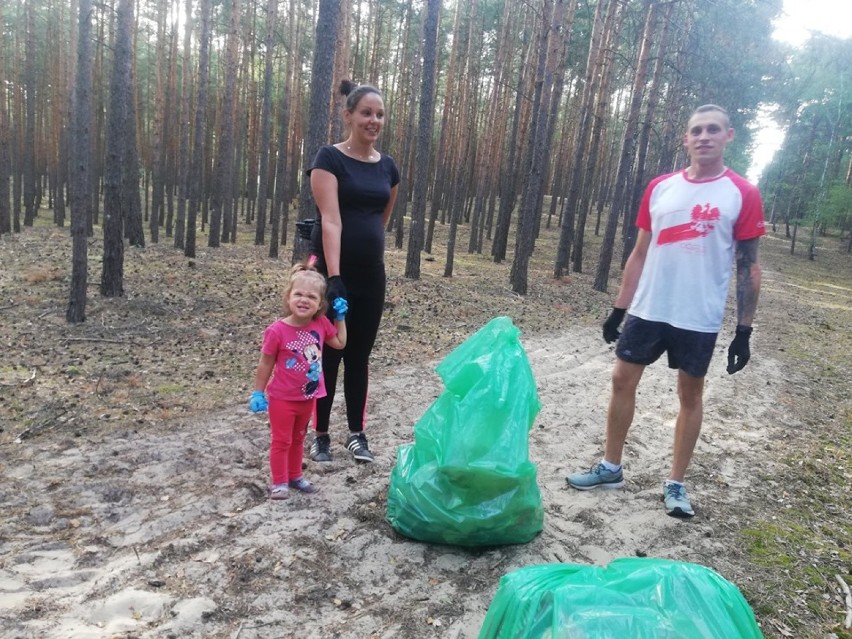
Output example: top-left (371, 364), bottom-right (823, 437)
top-left (249, 263), bottom-right (348, 500)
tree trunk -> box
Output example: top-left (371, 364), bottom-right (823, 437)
top-left (122, 40), bottom-right (145, 249)
top-left (255, 0), bottom-right (277, 247)
top-left (67, 0), bottom-right (93, 323)
top-left (174, 0), bottom-right (193, 250)
top-left (554, 0), bottom-right (608, 278)
top-left (622, 0), bottom-right (675, 265)
top-left (511, 0), bottom-right (561, 294)
top-left (295, 0), bottom-right (340, 262)
top-left (209, 0), bottom-right (241, 248)
top-left (493, 5), bottom-right (534, 264)
top-left (23, 3), bottom-right (38, 227)
top-left (425, 0), bottom-right (464, 255)
top-left (404, 0), bottom-right (440, 279)
top-left (149, 0), bottom-right (168, 244)
top-left (594, 0), bottom-right (656, 292)
top-left (101, 0), bottom-right (139, 298)
top-left (444, 1), bottom-right (479, 278)
top-left (571, 0), bottom-right (623, 274)
top-left (164, 21), bottom-right (179, 238)
top-left (186, 0), bottom-right (212, 258)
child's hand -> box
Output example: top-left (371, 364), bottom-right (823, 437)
top-left (249, 390), bottom-right (269, 412)
top-left (332, 297), bottom-right (348, 321)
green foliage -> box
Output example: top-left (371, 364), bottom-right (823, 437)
top-left (759, 36), bottom-right (852, 228)
top-left (670, 0), bottom-right (785, 173)
top-left (823, 181), bottom-right (852, 228)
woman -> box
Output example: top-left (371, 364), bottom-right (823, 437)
top-left (307, 79), bottom-right (400, 463)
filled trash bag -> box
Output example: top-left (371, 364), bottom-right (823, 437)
top-left (386, 317), bottom-right (543, 546)
top-left (478, 559), bottom-right (763, 639)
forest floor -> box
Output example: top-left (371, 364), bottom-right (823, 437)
top-left (0, 214), bottom-right (850, 639)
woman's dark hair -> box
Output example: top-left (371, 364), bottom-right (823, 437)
top-left (339, 79), bottom-right (382, 112)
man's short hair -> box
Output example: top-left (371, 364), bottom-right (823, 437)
top-left (691, 104), bottom-right (731, 129)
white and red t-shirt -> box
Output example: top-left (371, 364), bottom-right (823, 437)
top-left (261, 316), bottom-right (338, 401)
top-left (630, 168), bottom-right (765, 332)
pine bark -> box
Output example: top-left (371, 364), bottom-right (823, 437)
top-left (594, 0), bottom-right (656, 292)
top-left (67, 0), bottom-right (93, 323)
top-left (296, 0), bottom-right (340, 262)
top-left (101, 0), bottom-right (139, 297)
top-left (209, 0), bottom-right (241, 247)
top-left (403, 0), bottom-right (441, 279)
top-left (186, 0), bottom-right (212, 258)
top-left (174, 0), bottom-right (193, 250)
top-left (255, 0), bottom-right (278, 246)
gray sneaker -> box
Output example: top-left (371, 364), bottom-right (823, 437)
top-left (310, 435), bottom-right (332, 462)
top-left (566, 462), bottom-right (624, 490)
top-left (663, 482), bottom-right (695, 518)
top-left (346, 432), bottom-right (374, 463)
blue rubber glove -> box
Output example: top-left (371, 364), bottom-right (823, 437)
top-left (249, 390), bottom-right (269, 412)
top-left (332, 297), bottom-right (348, 321)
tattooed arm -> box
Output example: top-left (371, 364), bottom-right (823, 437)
top-left (734, 237), bottom-right (761, 326)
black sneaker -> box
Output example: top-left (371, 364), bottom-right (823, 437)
top-left (346, 432), bottom-right (374, 463)
top-left (310, 435), bottom-right (332, 462)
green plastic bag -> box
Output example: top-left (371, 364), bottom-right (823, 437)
top-left (386, 317), bottom-right (544, 546)
top-left (478, 559), bottom-right (764, 639)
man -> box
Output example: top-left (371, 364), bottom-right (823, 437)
top-left (567, 104), bottom-right (764, 518)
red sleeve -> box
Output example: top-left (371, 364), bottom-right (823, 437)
top-left (635, 173), bottom-right (671, 232)
top-left (731, 176), bottom-right (766, 240)
top-left (260, 322), bottom-right (282, 356)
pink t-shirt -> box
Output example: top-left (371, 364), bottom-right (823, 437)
top-left (261, 316), bottom-right (338, 401)
top-left (631, 168), bottom-right (765, 332)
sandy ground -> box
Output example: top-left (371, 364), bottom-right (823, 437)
top-left (0, 321), bottom-right (783, 639)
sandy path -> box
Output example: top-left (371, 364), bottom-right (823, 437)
top-left (0, 324), bottom-right (780, 638)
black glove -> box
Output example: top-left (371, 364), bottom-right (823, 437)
top-left (326, 276), bottom-right (348, 312)
top-left (726, 325), bottom-right (753, 374)
top-left (602, 307), bottom-right (627, 344)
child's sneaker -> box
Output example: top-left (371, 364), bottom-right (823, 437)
top-left (288, 477), bottom-right (318, 494)
top-left (346, 432), bottom-right (374, 463)
top-left (268, 483), bottom-right (290, 500)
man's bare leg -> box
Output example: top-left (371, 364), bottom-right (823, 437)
top-left (603, 359), bottom-right (646, 465)
top-left (669, 370), bottom-right (705, 482)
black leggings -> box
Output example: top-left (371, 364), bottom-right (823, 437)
top-left (314, 267), bottom-right (386, 435)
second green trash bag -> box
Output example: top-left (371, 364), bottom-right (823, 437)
top-left (477, 559), bottom-right (764, 639)
top-left (386, 317), bottom-right (544, 546)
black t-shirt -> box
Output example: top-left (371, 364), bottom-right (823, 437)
top-left (307, 145), bottom-right (400, 271)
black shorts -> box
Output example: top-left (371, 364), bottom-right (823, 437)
top-left (616, 315), bottom-right (718, 378)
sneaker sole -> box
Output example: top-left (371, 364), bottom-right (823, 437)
top-left (661, 492), bottom-right (695, 517)
top-left (289, 485), bottom-right (318, 494)
top-left (567, 479), bottom-right (624, 491)
top-left (351, 453), bottom-right (374, 463)
top-left (666, 507), bottom-right (695, 518)
top-left (310, 455), bottom-right (332, 463)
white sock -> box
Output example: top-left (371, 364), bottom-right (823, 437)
top-left (665, 479), bottom-right (684, 487)
top-left (601, 459), bottom-right (621, 472)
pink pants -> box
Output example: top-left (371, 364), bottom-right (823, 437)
top-left (268, 398), bottom-right (314, 485)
